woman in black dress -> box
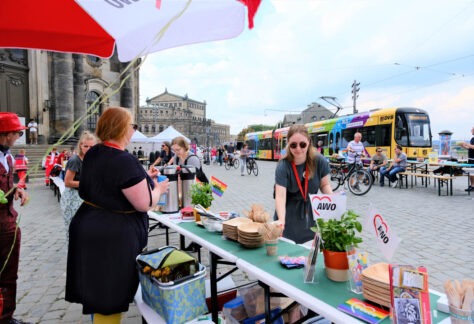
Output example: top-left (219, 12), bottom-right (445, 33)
top-left (274, 124), bottom-right (333, 244)
top-left (65, 107), bottom-right (169, 323)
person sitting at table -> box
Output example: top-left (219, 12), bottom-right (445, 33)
top-left (369, 148), bottom-right (387, 182)
top-left (459, 126), bottom-right (474, 192)
top-left (151, 141), bottom-right (174, 167)
top-left (379, 144), bottom-right (407, 188)
top-left (65, 107), bottom-right (169, 324)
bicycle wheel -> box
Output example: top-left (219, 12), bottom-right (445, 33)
top-left (330, 168), bottom-right (343, 191)
top-left (348, 169), bottom-right (372, 195)
top-left (224, 160), bottom-right (231, 170)
top-left (233, 159), bottom-right (239, 169)
top-left (252, 161), bottom-right (258, 176)
top-left (247, 160), bottom-right (252, 175)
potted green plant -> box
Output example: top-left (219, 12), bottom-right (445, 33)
top-left (190, 183), bottom-right (214, 221)
top-left (311, 209), bottom-right (363, 282)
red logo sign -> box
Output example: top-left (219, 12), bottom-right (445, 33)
top-left (311, 195), bottom-right (332, 217)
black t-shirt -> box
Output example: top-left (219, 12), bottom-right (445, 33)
top-left (66, 154), bottom-right (82, 182)
top-left (469, 137), bottom-right (474, 161)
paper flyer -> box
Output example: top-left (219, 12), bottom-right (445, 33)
top-left (337, 298), bottom-right (389, 323)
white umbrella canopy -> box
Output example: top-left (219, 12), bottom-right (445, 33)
top-left (149, 126), bottom-right (191, 143)
top-left (0, 0), bottom-right (261, 62)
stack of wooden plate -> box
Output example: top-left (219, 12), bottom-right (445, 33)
top-left (237, 222), bottom-right (265, 248)
top-left (222, 217), bottom-right (252, 241)
top-left (361, 263), bottom-right (391, 308)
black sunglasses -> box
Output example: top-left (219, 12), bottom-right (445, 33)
top-left (17, 131), bottom-right (24, 137)
top-left (289, 142), bottom-right (308, 149)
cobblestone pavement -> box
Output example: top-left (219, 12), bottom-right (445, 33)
top-left (12, 160), bottom-right (473, 323)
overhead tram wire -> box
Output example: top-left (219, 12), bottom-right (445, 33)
top-left (397, 1), bottom-right (474, 61)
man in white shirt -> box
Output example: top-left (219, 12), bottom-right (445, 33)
top-left (346, 132), bottom-right (365, 164)
top-left (27, 118), bottom-right (38, 144)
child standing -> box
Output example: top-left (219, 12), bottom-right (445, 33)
top-left (14, 149), bottom-right (28, 189)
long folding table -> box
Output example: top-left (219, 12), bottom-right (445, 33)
top-left (146, 211), bottom-right (450, 323)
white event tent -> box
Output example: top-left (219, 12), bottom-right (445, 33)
top-left (130, 130), bottom-right (151, 143)
top-left (149, 126), bottom-right (191, 145)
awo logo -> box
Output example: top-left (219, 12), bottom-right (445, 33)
top-left (312, 195), bottom-right (336, 217)
top-left (373, 214), bottom-right (389, 244)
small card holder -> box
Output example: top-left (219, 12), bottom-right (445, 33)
top-left (346, 245), bottom-right (368, 294)
top-left (304, 232), bottom-right (320, 283)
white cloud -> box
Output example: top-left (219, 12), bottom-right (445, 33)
top-left (140, 0), bottom-right (474, 135)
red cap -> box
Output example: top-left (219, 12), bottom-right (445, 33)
top-left (0, 112), bottom-right (28, 133)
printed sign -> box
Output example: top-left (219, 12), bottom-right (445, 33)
top-left (428, 152), bottom-right (438, 164)
top-left (310, 194), bottom-right (346, 221)
top-left (364, 207), bottom-right (402, 261)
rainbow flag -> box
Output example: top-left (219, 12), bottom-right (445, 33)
top-left (210, 176), bottom-right (227, 197)
top-left (337, 298), bottom-right (389, 323)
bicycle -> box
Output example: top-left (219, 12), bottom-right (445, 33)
top-left (329, 153), bottom-right (373, 195)
top-left (246, 155), bottom-right (258, 176)
top-left (224, 155), bottom-right (239, 170)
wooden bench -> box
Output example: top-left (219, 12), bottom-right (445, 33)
top-left (49, 176), bottom-right (65, 202)
top-left (398, 172), bottom-right (455, 196)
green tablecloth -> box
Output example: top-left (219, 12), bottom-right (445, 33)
top-left (178, 222), bottom-right (449, 323)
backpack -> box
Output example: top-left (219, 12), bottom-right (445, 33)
top-left (180, 154), bottom-right (209, 183)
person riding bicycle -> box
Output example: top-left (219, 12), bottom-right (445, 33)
top-left (239, 144), bottom-right (250, 176)
top-left (346, 132), bottom-right (365, 166)
top-left (226, 143), bottom-right (235, 161)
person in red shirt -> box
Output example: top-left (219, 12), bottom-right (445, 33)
top-left (13, 149), bottom-right (28, 190)
top-left (44, 147), bottom-right (58, 185)
top-left (0, 112), bottom-right (30, 324)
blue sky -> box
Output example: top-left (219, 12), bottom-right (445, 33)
top-left (140, 0), bottom-right (474, 140)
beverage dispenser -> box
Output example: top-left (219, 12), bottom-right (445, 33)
top-left (161, 166), bottom-right (179, 213)
top-left (180, 165), bottom-right (196, 208)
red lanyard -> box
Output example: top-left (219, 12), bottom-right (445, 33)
top-left (103, 141), bottom-right (123, 150)
top-left (291, 162), bottom-right (308, 202)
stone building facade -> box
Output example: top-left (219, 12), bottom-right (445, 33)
top-left (140, 89), bottom-right (230, 147)
top-left (0, 49), bottom-right (139, 143)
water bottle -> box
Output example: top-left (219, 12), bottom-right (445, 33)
top-left (157, 175), bottom-right (167, 206)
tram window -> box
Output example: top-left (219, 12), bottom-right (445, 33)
top-left (335, 132), bottom-right (341, 152)
top-left (342, 129), bottom-right (356, 148)
top-left (360, 127), bottom-right (376, 147)
top-left (377, 125), bottom-right (391, 146)
top-left (395, 114), bottom-right (408, 146)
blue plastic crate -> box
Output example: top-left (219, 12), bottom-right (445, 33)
top-left (242, 307), bottom-right (283, 324)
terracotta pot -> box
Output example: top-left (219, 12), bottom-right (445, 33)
top-left (323, 249), bottom-right (355, 282)
top-left (193, 210), bottom-right (201, 222)
top-left (193, 206), bottom-right (211, 222)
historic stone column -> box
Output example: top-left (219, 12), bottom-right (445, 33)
top-left (119, 62), bottom-right (133, 109)
top-left (73, 54), bottom-right (85, 135)
top-left (51, 52), bottom-right (74, 142)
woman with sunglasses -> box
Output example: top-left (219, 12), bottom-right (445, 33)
top-left (274, 124), bottom-right (333, 244)
top-left (151, 141), bottom-right (174, 167)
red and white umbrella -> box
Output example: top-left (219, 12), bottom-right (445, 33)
top-left (0, 0), bottom-right (261, 62)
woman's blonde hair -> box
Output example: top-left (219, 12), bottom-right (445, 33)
top-left (171, 136), bottom-right (189, 151)
top-left (77, 130), bottom-right (97, 157)
top-left (282, 124), bottom-right (318, 179)
top-left (96, 107), bottom-right (132, 142)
